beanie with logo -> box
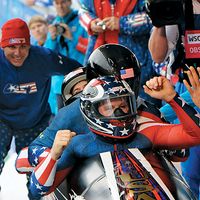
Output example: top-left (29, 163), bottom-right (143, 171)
top-left (1, 18), bottom-right (30, 48)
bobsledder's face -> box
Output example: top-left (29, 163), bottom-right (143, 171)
top-left (71, 80), bottom-right (88, 96)
top-left (3, 44), bottom-right (30, 67)
top-left (98, 97), bottom-right (130, 118)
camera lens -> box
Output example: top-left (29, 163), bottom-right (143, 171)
top-left (55, 24), bottom-right (66, 35)
top-left (96, 21), bottom-right (106, 30)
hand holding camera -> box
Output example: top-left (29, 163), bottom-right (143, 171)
top-left (90, 18), bottom-right (105, 34)
top-left (48, 23), bottom-right (72, 40)
top-left (96, 21), bottom-right (106, 30)
top-left (54, 23), bottom-right (72, 40)
top-left (91, 17), bottom-right (119, 33)
top-left (102, 16), bottom-right (119, 31)
top-left (55, 24), bottom-right (66, 35)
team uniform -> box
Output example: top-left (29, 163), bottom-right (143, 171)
top-left (16, 94), bottom-right (200, 199)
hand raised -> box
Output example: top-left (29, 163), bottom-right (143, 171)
top-left (51, 130), bottom-right (76, 160)
top-left (143, 76), bottom-right (176, 102)
top-left (183, 66), bottom-right (200, 108)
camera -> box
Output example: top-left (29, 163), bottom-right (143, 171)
top-left (146, 0), bottom-right (184, 27)
top-left (96, 21), bottom-right (106, 30)
top-left (55, 24), bottom-right (66, 35)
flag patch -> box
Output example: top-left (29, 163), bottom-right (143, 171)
top-left (120, 68), bottom-right (134, 79)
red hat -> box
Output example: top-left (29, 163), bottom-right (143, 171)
top-left (1, 18), bottom-right (30, 48)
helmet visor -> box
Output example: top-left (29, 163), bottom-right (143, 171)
top-left (92, 94), bottom-right (137, 120)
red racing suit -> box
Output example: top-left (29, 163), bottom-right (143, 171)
top-left (16, 94), bottom-right (200, 199)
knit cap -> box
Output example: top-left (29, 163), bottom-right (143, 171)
top-left (1, 18), bottom-right (30, 48)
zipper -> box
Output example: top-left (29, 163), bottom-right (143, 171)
top-left (111, 3), bottom-right (115, 16)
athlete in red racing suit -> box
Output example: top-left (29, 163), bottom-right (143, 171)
top-left (16, 74), bottom-right (200, 200)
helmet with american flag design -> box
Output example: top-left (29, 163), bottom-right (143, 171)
top-left (80, 75), bottom-right (137, 140)
top-left (86, 44), bottom-right (141, 98)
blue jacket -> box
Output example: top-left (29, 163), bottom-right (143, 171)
top-left (44, 9), bottom-right (88, 64)
top-left (0, 46), bottom-right (82, 129)
top-left (31, 99), bottom-right (89, 148)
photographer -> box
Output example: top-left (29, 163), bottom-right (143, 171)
top-left (45, 0), bottom-right (88, 63)
top-left (44, 0), bottom-right (88, 115)
top-left (148, 0), bottom-right (200, 198)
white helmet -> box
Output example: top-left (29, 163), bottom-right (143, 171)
top-left (62, 68), bottom-right (87, 105)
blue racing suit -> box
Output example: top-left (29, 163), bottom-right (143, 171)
top-left (15, 94), bottom-right (200, 199)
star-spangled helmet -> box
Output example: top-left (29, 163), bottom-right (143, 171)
top-left (80, 76), bottom-right (137, 140)
top-left (62, 68), bottom-right (87, 105)
top-left (86, 44), bottom-right (141, 97)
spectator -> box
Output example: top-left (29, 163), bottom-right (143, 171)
top-left (79, 0), bottom-right (160, 106)
top-left (45, 0), bottom-right (88, 62)
top-left (28, 15), bottom-right (48, 46)
top-left (0, 17), bottom-right (82, 198)
top-left (28, 15), bottom-right (58, 117)
top-left (44, 0), bottom-right (88, 115)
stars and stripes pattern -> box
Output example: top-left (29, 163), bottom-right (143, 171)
top-left (127, 12), bottom-right (148, 27)
top-left (16, 146), bottom-right (50, 173)
top-left (81, 76), bottom-right (136, 138)
top-left (29, 174), bottom-right (50, 197)
top-left (120, 68), bottom-right (134, 79)
top-left (16, 146), bottom-right (63, 198)
top-left (79, 9), bottom-right (92, 31)
top-left (15, 90), bottom-right (200, 199)
top-left (3, 82), bottom-right (37, 94)
top-left (34, 153), bottom-right (57, 187)
top-left (16, 147), bottom-right (34, 173)
top-left (176, 96), bottom-right (200, 126)
top-left (28, 153), bottom-right (57, 198)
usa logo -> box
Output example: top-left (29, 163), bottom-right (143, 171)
top-left (9, 38), bottom-right (26, 44)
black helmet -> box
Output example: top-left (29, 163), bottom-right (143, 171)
top-left (80, 75), bottom-right (137, 140)
top-left (62, 68), bottom-right (87, 105)
top-left (86, 44), bottom-right (141, 97)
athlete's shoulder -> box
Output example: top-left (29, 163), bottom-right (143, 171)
top-left (137, 97), bottom-right (166, 123)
